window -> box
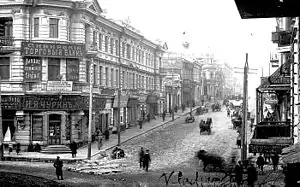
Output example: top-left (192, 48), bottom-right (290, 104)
top-left (86, 61), bottom-right (90, 83)
top-left (115, 40), bottom-right (119, 55)
top-left (105, 67), bottom-right (108, 86)
top-left (105, 36), bottom-right (109, 52)
top-left (136, 49), bottom-right (139, 62)
top-left (32, 116), bottom-right (43, 141)
top-left (93, 31), bottom-right (97, 46)
top-left (122, 42), bottom-right (126, 57)
top-left (99, 66), bottom-right (103, 86)
top-left (126, 44), bottom-right (131, 59)
top-left (132, 47), bottom-right (135, 61)
top-left (99, 33), bottom-right (102, 51)
top-left (122, 71), bottom-right (125, 89)
top-left (34, 17), bottom-right (39, 37)
top-left (111, 68), bottom-right (114, 87)
top-left (66, 59), bottom-right (79, 81)
top-left (110, 38), bottom-right (114, 54)
top-left (48, 58), bottom-right (60, 81)
top-left (116, 69), bottom-right (119, 88)
top-left (133, 73), bottom-right (135, 89)
top-left (49, 18), bottom-right (59, 38)
top-left (0, 57), bottom-right (10, 79)
top-left (127, 72), bottom-right (129, 88)
top-left (93, 64), bottom-right (97, 85)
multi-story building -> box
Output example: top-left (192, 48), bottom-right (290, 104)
top-left (221, 63), bottom-right (235, 98)
top-left (0, 0), bottom-right (165, 150)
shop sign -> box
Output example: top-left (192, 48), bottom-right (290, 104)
top-left (23, 95), bottom-right (83, 110)
top-left (21, 42), bottom-right (85, 58)
top-left (249, 143), bottom-right (290, 153)
top-left (146, 95), bottom-right (158, 104)
top-left (24, 57), bottom-right (42, 82)
top-left (47, 81), bottom-right (73, 91)
top-left (101, 88), bottom-right (115, 96)
top-left (1, 95), bottom-right (22, 109)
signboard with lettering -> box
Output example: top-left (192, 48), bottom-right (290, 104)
top-left (21, 42), bottom-right (85, 58)
top-left (47, 81), bottom-right (73, 91)
top-left (1, 95), bottom-right (23, 109)
top-left (249, 143), bottom-right (290, 154)
top-left (66, 59), bottom-right (79, 81)
top-left (113, 95), bottom-right (129, 108)
top-left (24, 57), bottom-right (42, 82)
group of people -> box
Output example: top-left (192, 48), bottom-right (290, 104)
top-left (111, 146), bottom-right (125, 159)
top-left (256, 153), bottom-right (280, 173)
top-left (139, 147), bottom-right (151, 172)
top-left (234, 160), bottom-right (257, 187)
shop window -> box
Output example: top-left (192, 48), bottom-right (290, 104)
top-left (49, 18), bottom-right (59, 38)
top-left (66, 59), bottom-right (79, 81)
top-left (0, 57), bottom-right (10, 80)
top-left (33, 17), bottom-right (39, 37)
top-left (48, 58), bottom-right (60, 81)
top-left (32, 115), bottom-right (43, 141)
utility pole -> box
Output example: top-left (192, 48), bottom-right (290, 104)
top-left (87, 58), bottom-right (94, 160)
top-left (241, 53), bottom-right (248, 161)
top-left (0, 76), bottom-right (2, 159)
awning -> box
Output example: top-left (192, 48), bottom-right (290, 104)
top-left (234, 0), bottom-right (300, 19)
top-left (257, 61), bottom-right (290, 92)
top-left (281, 143), bottom-right (300, 163)
top-left (127, 98), bottom-right (139, 108)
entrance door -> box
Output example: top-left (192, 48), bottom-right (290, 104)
top-left (49, 114), bottom-right (61, 145)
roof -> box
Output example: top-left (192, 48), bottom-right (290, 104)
top-left (234, 0), bottom-right (300, 19)
top-left (257, 60), bottom-right (291, 91)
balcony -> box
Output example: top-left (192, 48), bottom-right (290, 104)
top-left (0, 36), bottom-right (15, 54)
top-left (249, 121), bottom-right (293, 154)
top-left (271, 31), bottom-right (293, 47)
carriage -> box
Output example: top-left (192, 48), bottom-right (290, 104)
top-left (199, 117), bottom-right (213, 134)
top-left (185, 115), bottom-right (195, 123)
top-left (212, 103), bottom-right (221, 112)
top-left (196, 105), bottom-right (209, 115)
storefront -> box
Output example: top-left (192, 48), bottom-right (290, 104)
top-left (8, 95), bottom-right (105, 147)
top-left (138, 94), bottom-right (147, 121)
top-left (112, 94), bottom-right (129, 130)
top-left (146, 94), bottom-right (158, 117)
top-left (127, 97), bottom-right (139, 127)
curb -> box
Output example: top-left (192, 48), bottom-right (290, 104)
top-left (92, 108), bottom-right (197, 157)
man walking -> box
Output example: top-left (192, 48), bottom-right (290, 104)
top-left (256, 154), bottom-right (265, 174)
top-left (70, 141), bottom-right (77, 158)
top-left (97, 131), bottom-right (103, 150)
top-left (247, 163), bottom-right (257, 187)
top-left (143, 150), bottom-right (151, 172)
top-left (235, 161), bottom-right (243, 187)
top-left (162, 111), bottom-right (166, 121)
top-left (53, 156), bottom-right (64, 180)
top-left (271, 153), bottom-right (279, 171)
top-left (139, 147), bottom-right (145, 169)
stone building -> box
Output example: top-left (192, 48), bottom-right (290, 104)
top-left (0, 0), bottom-right (165, 150)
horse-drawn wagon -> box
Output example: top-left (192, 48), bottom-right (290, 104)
top-left (212, 103), bottom-right (221, 112)
top-left (199, 117), bottom-right (213, 134)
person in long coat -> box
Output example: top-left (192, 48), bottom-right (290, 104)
top-left (139, 147), bottom-right (145, 169)
top-left (53, 156), bottom-right (64, 180)
top-left (247, 163), bottom-right (257, 187)
top-left (70, 141), bottom-right (77, 158)
top-left (256, 154), bottom-right (265, 174)
top-left (235, 161), bottom-right (243, 187)
top-left (97, 132), bottom-right (103, 150)
top-left (271, 153), bottom-right (279, 171)
top-left (143, 150), bottom-right (151, 172)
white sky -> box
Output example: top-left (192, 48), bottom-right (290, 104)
top-left (98, 0), bottom-right (278, 99)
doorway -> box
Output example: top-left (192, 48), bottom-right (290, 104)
top-left (48, 114), bottom-right (61, 145)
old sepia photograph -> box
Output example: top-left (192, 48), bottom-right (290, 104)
top-left (1, 0), bottom-right (300, 186)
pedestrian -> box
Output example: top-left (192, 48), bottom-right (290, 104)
top-left (70, 141), bottom-right (77, 158)
top-left (162, 111), bottom-right (166, 121)
top-left (139, 147), bottom-right (145, 169)
top-left (256, 154), bottom-right (265, 174)
top-left (16, 142), bottom-right (21, 155)
top-left (235, 161), bottom-right (243, 187)
top-left (236, 133), bottom-right (241, 148)
top-left (53, 156), bottom-right (64, 180)
top-left (247, 163), bottom-right (257, 187)
top-left (271, 153), bottom-right (279, 171)
top-left (143, 149), bottom-right (151, 172)
top-left (227, 108), bottom-right (230, 117)
top-left (97, 132), bottom-right (103, 150)
top-left (104, 129), bottom-right (109, 140)
top-left (147, 113), bottom-right (150, 122)
top-left (138, 119), bottom-right (143, 129)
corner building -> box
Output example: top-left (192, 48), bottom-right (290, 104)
top-left (0, 0), bottom-right (165, 151)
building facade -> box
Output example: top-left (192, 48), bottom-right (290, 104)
top-left (0, 0), bottom-right (164, 150)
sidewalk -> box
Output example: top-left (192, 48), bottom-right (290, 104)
top-left (2, 107), bottom-right (198, 163)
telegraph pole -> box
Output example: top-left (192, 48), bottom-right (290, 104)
top-left (241, 53), bottom-right (249, 161)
